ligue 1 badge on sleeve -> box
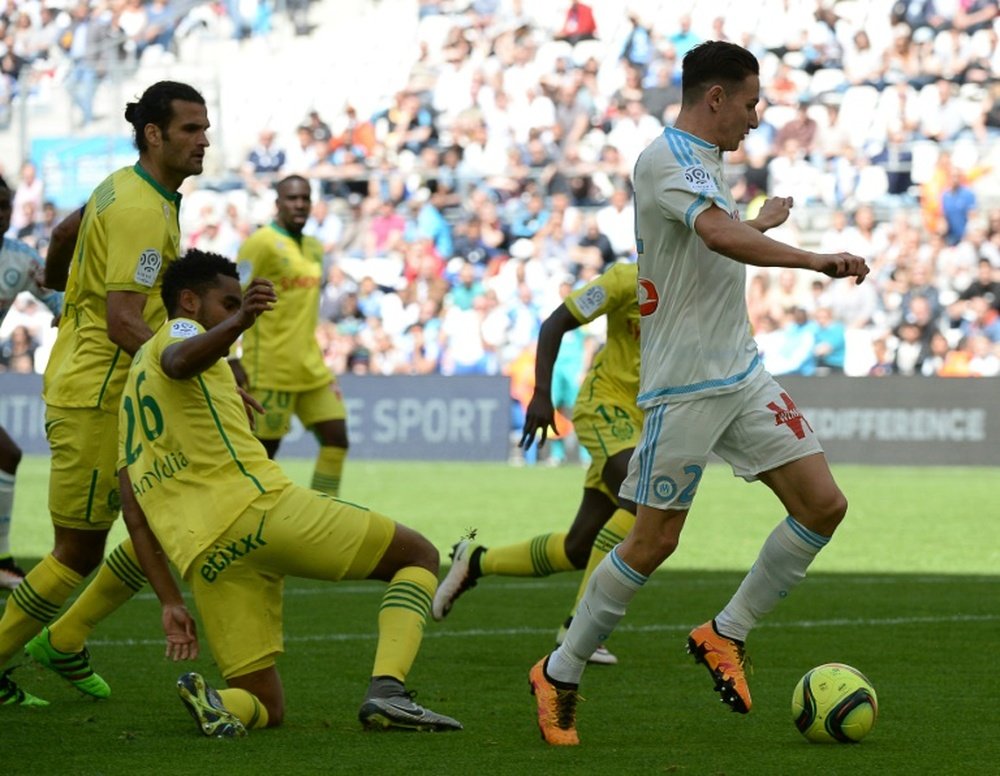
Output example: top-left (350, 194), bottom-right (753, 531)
top-left (683, 165), bottom-right (718, 194)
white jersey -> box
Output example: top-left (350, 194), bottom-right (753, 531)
top-left (0, 236), bottom-right (63, 325)
top-left (633, 127), bottom-right (761, 408)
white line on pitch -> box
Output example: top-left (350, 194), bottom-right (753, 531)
top-left (87, 612), bottom-right (998, 648)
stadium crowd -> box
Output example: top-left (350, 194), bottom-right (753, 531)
top-left (2, 0), bottom-right (1000, 393)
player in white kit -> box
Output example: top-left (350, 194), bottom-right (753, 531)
top-left (529, 40), bottom-right (870, 745)
top-left (0, 178), bottom-right (63, 590)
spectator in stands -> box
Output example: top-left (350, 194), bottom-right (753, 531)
top-left (574, 216), bottom-right (616, 270)
top-left (667, 13), bottom-right (700, 60)
top-left (329, 104), bottom-right (376, 162)
top-left (773, 100), bottom-right (819, 159)
top-left (0, 325), bottom-right (38, 374)
top-left (868, 337), bottom-right (896, 376)
top-left (15, 200), bottom-right (56, 252)
top-left (64, 1), bottom-right (113, 127)
top-left (304, 197), bottom-right (343, 262)
top-left (319, 264), bottom-right (357, 323)
top-left (940, 168), bottom-right (978, 246)
top-left (967, 334), bottom-right (1000, 376)
top-left (243, 129), bottom-right (286, 190)
top-left (595, 186), bottom-right (634, 260)
top-left (285, 125), bottom-right (320, 175)
top-left (10, 162), bottom-right (43, 234)
top-left (447, 261), bottom-right (484, 311)
top-left (641, 54), bottom-right (682, 123)
top-left (374, 90), bottom-right (436, 163)
top-left (812, 306), bottom-right (847, 375)
top-left (606, 98), bottom-right (661, 170)
top-left (397, 322), bottom-right (440, 375)
top-left (556, 2), bottom-right (598, 46)
top-left (920, 331), bottom-right (951, 376)
top-left (959, 295), bottom-right (1000, 342)
top-left (365, 199), bottom-right (406, 257)
top-left (893, 320), bottom-right (930, 375)
top-left (959, 258), bottom-right (1000, 312)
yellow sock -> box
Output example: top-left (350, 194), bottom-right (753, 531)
top-left (0, 554), bottom-right (82, 665)
top-left (218, 687), bottom-right (270, 729)
top-left (311, 445), bottom-right (346, 497)
top-left (480, 532), bottom-right (574, 577)
top-left (48, 539), bottom-right (147, 653)
top-left (371, 566), bottom-right (435, 681)
top-left (569, 509), bottom-right (635, 615)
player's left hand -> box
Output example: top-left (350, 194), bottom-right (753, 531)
top-left (237, 385), bottom-right (264, 430)
top-left (520, 392), bottom-right (558, 450)
top-left (162, 603), bottom-right (200, 661)
top-left (753, 196), bottom-right (793, 230)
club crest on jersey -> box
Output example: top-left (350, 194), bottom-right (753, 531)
top-left (683, 165), bottom-right (717, 194)
top-left (134, 248), bottom-right (162, 287)
top-left (170, 320), bottom-right (199, 338)
top-left (574, 285), bottom-right (607, 317)
top-left (638, 277), bottom-right (659, 316)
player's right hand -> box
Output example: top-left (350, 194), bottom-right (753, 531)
top-left (815, 252), bottom-right (870, 284)
top-left (162, 603), bottom-right (200, 661)
top-left (239, 277), bottom-right (278, 327)
top-left (520, 392), bottom-right (558, 451)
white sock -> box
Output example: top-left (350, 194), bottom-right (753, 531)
top-left (0, 470), bottom-right (14, 558)
top-left (715, 515), bottom-right (829, 642)
top-left (547, 547), bottom-right (647, 685)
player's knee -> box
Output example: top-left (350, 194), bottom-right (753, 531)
top-left (803, 488), bottom-right (848, 536)
top-left (563, 539), bottom-right (589, 569)
top-left (263, 700), bottom-right (285, 727)
top-left (52, 537), bottom-right (105, 576)
top-left (0, 441), bottom-right (22, 473)
top-left (398, 531), bottom-right (439, 574)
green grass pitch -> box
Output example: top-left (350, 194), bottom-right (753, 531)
top-left (2, 456), bottom-right (998, 775)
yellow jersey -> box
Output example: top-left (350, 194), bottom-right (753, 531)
top-left (565, 262), bottom-right (640, 409)
top-left (121, 318), bottom-right (291, 575)
top-left (237, 224), bottom-right (329, 391)
top-left (44, 164), bottom-right (182, 412)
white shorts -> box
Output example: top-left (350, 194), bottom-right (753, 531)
top-left (620, 370), bottom-right (824, 510)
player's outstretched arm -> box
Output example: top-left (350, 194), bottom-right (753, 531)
top-left (162, 278), bottom-right (277, 380)
top-left (694, 205), bottom-right (869, 283)
top-left (118, 468), bottom-right (200, 662)
top-left (43, 206), bottom-right (83, 291)
top-left (521, 303), bottom-right (581, 451)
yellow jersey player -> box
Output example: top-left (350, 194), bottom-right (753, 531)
top-left (433, 261), bottom-right (641, 665)
top-left (231, 175), bottom-right (348, 497)
top-left (0, 176), bottom-right (64, 590)
top-left (119, 249), bottom-right (461, 736)
top-left (0, 81), bottom-right (210, 707)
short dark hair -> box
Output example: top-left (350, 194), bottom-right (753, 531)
top-left (275, 174), bottom-right (310, 194)
top-left (125, 81), bottom-right (206, 152)
top-left (161, 249), bottom-right (238, 316)
top-left (681, 41), bottom-right (760, 105)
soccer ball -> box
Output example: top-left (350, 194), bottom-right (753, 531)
top-left (791, 662), bottom-right (878, 743)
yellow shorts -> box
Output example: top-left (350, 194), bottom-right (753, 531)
top-left (573, 394), bottom-right (642, 500)
top-left (45, 406), bottom-right (121, 530)
top-left (251, 381), bottom-right (345, 441)
top-left (186, 484), bottom-right (395, 679)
